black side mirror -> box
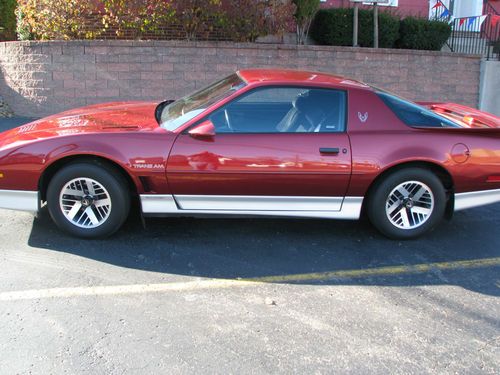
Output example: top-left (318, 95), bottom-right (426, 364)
top-left (154, 100), bottom-right (175, 124)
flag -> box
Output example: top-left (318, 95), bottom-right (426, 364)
top-left (440, 8), bottom-right (449, 18)
top-left (432, 1), bottom-right (443, 10)
top-left (467, 16), bottom-right (476, 27)
top-left (459, 18), bottom-right (466, 26)
top-left (491, 15), bottom-right (500, 28)
top-left (479, 15), bottom-right (487, 27)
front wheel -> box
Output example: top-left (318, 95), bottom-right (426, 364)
top-left (367, 168), bottom-right (446, 239)
top-left (47, 163), bottom-right (130, 238)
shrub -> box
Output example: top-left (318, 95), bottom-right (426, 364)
top-left (220, 0), bottom-right (295, 43)
top-left (0, 0), bottom-right (17, 41)
top-left (266, 0), bottom-right (296, 40)
top-left (220, 0), bottom-right (266, 42)
top-left (102, 0), bottom-right (174, 39)
top-left (310, 8), bottom-right (400, 48)
top-left (14, 0), bottom-right (296, 42)
top-left (397, 17), bottom-right (451, 51)
top-left (221, 0), bottom-right (291, 43)
top-left (16, 5), bottom-right (33, 40)
top-left (16, 0), bottom-right (102, 40)
top-left (170, 0), bottom-right (223, 41)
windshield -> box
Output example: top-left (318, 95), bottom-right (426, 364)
top-left (160, 74), bottom-right (246, 131)
top-left (375, 89), bottom-right (460, 128)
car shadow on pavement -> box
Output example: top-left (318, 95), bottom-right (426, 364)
top-left (27, 204), bottom-right (500, 297)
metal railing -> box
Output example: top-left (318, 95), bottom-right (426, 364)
top-left (448, 14), bottom-right (500, 60)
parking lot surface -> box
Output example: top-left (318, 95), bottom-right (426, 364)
top-left (0, 118), bottom-right (499, 374)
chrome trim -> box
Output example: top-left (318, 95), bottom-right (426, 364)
top-left (140, 194), bottom-right (178, 213)
top-left (140, 195), bottom-right (363, 220)
top-left (454, 188), bottom-right (500, 211)
top-left (176, 195), bottom-right (344, 211)
top-left (0, 190), bottom-right (39, 212)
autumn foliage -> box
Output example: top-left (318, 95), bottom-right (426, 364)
top-left (16, 0), bottom-right (102, 40)
top-left (16, 0), bottom-right (296, 42)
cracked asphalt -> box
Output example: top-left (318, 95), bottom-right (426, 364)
top-left (0, 117), bottom-right (499, 374)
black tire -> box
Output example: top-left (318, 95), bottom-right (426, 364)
top-left (367, 168), bottom-right (446, 240)
top-left (47, 163), bottom-right (130, 238)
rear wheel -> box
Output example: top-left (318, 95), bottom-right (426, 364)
top-left (367, 168), bottom-right (446, 239)
top-left (47, 163), bottom-right (130, 238)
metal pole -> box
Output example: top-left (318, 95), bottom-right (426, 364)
top-left (374, 2), bottom-right (379, 48)
top-left (353, 3), bottom-right (359, 47)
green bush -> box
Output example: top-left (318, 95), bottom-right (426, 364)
top-left (0, 0), bottom-right (17, 41)
top-left (310, 8), bottom-right (400, 48)
top-left (397, 17), bottom-right (451, 51)
top-left (311, 9), bottom-right (452, 51)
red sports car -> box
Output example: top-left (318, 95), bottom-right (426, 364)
top-left (0, 69), bottom-right (499, 239)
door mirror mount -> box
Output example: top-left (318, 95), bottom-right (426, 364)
top-left (154, 99), bottom-right (175, 124)
top-left (188, 120), bottom-right (216, 140)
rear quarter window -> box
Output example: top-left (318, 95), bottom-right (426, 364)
top-left (377, 91), bottom-right (460, 128)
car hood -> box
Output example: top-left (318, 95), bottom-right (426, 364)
top-left (0, 101), bottom-right (161, 149)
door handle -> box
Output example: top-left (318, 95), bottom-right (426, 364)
top-left (319, 147), bottom-right (340, 154)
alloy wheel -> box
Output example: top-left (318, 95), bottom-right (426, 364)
top-left (385, 180), bottom-right (434, 230)
top-left (59, 177), bottom-right (112, 228)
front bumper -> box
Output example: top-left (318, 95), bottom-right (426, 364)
top-left (0, 190), bottom-right (39, 213)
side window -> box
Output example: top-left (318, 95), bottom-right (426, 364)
top-left (209, 87), bottom-right (346, 133)
top-left (377, 91), bottom-right (459, 128)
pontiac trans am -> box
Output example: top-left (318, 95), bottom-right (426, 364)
top-left (0, 69), bottom-right (499, 239)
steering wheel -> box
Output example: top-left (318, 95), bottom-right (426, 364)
top-left (224, 108), bottom-right (234, 132)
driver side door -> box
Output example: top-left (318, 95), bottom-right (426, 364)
top-left (167, 86), bottom-right (352, 212)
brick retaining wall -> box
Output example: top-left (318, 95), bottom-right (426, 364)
top-left (0, 40), bottom-right (481, 118)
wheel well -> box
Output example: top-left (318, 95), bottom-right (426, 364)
top-left (361, 161), bottom-right (455, 218)
top-left (39, 155), bottom-right (138, 202)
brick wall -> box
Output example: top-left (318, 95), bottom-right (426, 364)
top-left (0, 40), bottom-right (481, 118)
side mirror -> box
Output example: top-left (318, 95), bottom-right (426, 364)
top-left (154, 99), bottom-right (175, 124)
top-left (188, 120), bottom-right (216, 140)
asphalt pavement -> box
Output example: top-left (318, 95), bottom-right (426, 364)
top-left (0, 117), bottom-right (499, 374)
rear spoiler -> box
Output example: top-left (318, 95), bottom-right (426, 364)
top-left (417, 102), bottom-right (500, 129)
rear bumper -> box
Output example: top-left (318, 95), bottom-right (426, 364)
top-left (455, 188), bottom-right (500, 211)
top-left (0, 190), bottom-right (39, 213)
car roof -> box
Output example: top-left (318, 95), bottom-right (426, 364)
top-left (237, 69), bottom-right (372, 90)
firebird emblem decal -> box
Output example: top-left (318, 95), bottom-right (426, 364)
top-left (358, 112), bottom-right (369, 123)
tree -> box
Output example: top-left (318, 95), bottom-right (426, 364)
top-left (293, 0), bottom-right (320, 45)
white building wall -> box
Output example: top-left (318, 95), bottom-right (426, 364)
top-left (453, 0), bottom-right (483, 18)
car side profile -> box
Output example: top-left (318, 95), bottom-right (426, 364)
top-left (0, 69), bottom-right (499, 239)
